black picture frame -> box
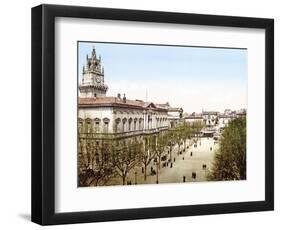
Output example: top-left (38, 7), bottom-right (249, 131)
top-left (31, 4), bottom-right (274, 225)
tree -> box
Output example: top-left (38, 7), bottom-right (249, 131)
top-left (156, 133), bottom-right (167, 166)
top-left (173, 125), bottom-right (184, 155)
top-left (191, 121), bottom-right (204, 138)
top-left (111, 139), bottom-right (141, 185)
top-left (154, 133), bottom-right (168, 183)
top-left (208, 117), bottom-right (246, 181)
top-left (166, 129), bottom-right (176, 161)
top-left (182, 122), bottom-right (192, 150)
top-left (140, 135), bottom-right (156, 181)
top-left (78, 140), bottom-right (116, 186)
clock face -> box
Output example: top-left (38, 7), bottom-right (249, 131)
top-left (96, 76), bottom-right (101, 83)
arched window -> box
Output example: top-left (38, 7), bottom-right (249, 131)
top-left (147, 115), bottom-right (151, 129)
top-left (134, 118), bottom-right (137, 130)
top-left (85, 118), bottom-right (92, 133)
top-left (139, 118), bottom-right (143, 130)
top-left (114, 118), bottom-right (121, 133)
top-left (122, 118), bottom-right (127, 132)
top-left (93, 118), bottom-right (101, 132)
top-left (103, 118), bottom-right (110, 133)
top-left (128, 118), bottom-right (133, 131)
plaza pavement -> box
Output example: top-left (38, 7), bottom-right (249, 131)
top-left (106, 137), bottom-right (218, 186)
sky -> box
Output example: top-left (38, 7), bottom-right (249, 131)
top-left (78, 41), bottom-right (247, 113)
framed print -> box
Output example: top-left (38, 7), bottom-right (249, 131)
top-left (31, 4), bottom-right (274, 225)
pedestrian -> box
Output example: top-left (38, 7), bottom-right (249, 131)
top-left (192, 172), bottom-right (197, 179)
top-left (190, 152), bottom-right (193, 157)
top-left (183, 176), bottom-right (186, 182)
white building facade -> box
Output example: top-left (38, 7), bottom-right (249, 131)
top-left (183, 112), bottom-right (204, 124)
top-left (78, 97), bottom-right (169, 139)
top-left (202, 111), bottom-right (219, 127)
top-left (78, 47), bottom-right (171, 140)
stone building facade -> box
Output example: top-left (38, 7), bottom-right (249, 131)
top-left (78, 96), bottom-right (169, 140)
top-left (78, 47), bottom-right (174, 141)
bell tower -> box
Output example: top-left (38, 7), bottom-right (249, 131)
top-left (79, 46), bottom-right (108, 98)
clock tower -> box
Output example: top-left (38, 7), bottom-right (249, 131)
top-left (79, 46), bottom-right (108, 98)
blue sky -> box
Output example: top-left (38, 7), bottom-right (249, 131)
top-left (78, 41), bottom-right (247, 113)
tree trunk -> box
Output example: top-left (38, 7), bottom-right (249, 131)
top-left (156, 163), bottom-right (159, 184)
top-left (144, 164), bottom-right (147, 181)
top-left (94, 179), bottom-right (99, 186)
top-left (122, 175), bottom-right (126, 185)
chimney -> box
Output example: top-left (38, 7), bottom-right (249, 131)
top-left (117, 93), bottom-right (121, 100)
top-left (123, 93), bottom-right (126, 103)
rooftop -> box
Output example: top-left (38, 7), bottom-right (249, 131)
top-left (202, 111), bottom-right (219, 115)
top-left (79, 97), bottom-right (168, 112)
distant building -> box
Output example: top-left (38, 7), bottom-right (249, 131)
top-left (183, 113), bottom-right (204, 124)
top-left (156, 102), bottom-right (183, 128)
top-left (218, 109), bottom-right (246, 130)
top-left (236, 108), bottom-right (247, 118)
top-left (224, 109), bottom-right (232, 116)
top-left (202, 111), bottom-right (219, 127)
top-left (218, 114), bottom-right (233, 129)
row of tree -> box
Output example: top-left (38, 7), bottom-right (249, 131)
top-left (78, 121), bottom-right (204, 186)
top-left (208, 117), bottom-right (246, 181)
